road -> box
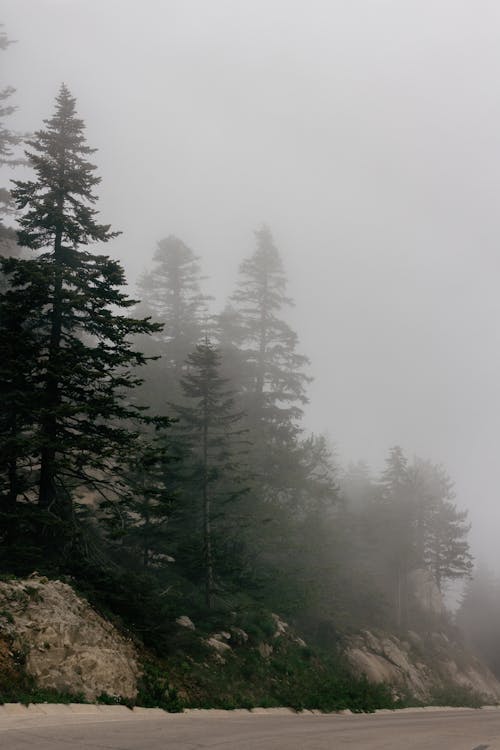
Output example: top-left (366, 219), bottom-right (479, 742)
top-left (0, 707), bottom-right (499, 749)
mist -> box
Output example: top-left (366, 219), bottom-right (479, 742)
top-left (3, 0), bottom-right (500, 572)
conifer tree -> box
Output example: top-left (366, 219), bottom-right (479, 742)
top-left (370, 449), bottom-right (473, 624)
top-left (137, 236), bottom-right (209, 364)
top-left (425, 498), bottom-right (472, 591)
top-left (0, 25), bottom-right (22, 221)
top-left (408, 460), bottom-right (473, 591)
top-left (111, 435), bottom-right (175, 570)
top-left (4, 85), bottom-right (163, 557)
top-left (228, 226), bottom-right (309, 436)
top-left (171, 341), bottom-right (246, 608)
top-left (134, 235), bottom-right (210, 411)
top-left (222, 226), bottom-right (310, 499)
top-left (0, 257), bottom-right (43, 514)
top-left (376, 446), bottom-right (416, 626)
top-left (457, 567), bottom-right (500, 678)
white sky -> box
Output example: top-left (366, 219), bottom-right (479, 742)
top-left (3, 0), bottom-right (500, 567)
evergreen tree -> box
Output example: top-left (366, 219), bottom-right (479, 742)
top-left (228, 226), bottom-right (309, 435)
top-left (137, 236), bottom-right (209, 366)
top-left (109, 435), bottom-right (176, 570)
top-left (368, 449), bottom-right (473, 625)
top-left (0, 26), bottom-right (22, 220)
top-left (380, 446), bottom-right (408, 498)
top-left (425, 498), bottom-right (472, 591)
top-left (377, 445), bottom-right (418, 626)
top-left (134, 235), bottom-right (210, 411)
top-left (457, 567), bottom-right (500, 678)
top-left (0, 257), bottom-right (44, 513)
top-left (222, 226), bottom-right (310, 499)
top-left (408, 460), bottom-right (473, 591)
top-left (3, 85), bottom-right (163, 559)
top-left (171, 341), bottom-right (247, 608)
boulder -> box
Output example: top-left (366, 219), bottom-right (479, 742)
top-left (176, 615), bottom-right (195, 630)
top-left (0, 576), bottom-right (140, 701)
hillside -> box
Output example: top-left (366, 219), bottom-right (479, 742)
top-left (0, 574), bottom-right (497, 712)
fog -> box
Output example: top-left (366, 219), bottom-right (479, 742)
top-left (3, 0), bottom-right (500, 567)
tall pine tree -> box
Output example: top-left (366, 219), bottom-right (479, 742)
top-left (0, 25), bottom-right (22, 223)
top-left (170, 341), bottom-right (247, 609)
top-left (221, 226), bottom-right (310, 501)
top-left (4, 85), bottom-right (163, 559)
top-left (134, 235), bottom-right (210, 411)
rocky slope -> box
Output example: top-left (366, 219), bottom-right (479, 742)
top-left (0, 575), bottom-right (140, 701)
top-left (346, 569), bottom-right (500, 704)
top-left (0, 573), bottom-right (498, 707)
top-left (346, 628), bottom-right (500, 703)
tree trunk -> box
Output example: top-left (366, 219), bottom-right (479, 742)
top-left (6, 414), bottom-right (18, 508)
top-left (255, 276), bottom-right (268, 404)
top-left (202, 394), bottom-right (214, 608)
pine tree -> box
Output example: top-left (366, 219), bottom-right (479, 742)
top-left (380, 446), bottom-right (408, 498)
top-left (409, 460), bottom-right (473, 591)
top-left (222, 226), bottom-right (310, 498)
top-left (0, 25), bottom-right (22, 221)
top-left (229, 226), bottom-right (309, 433)
top-left (425, 498), bottom-right (472, 591)
top-left (457, 567), bottom-right (500, 677)
top-left (171, 341), bottom-right (247, 608)
top-left (137, 236), bottom-right (209, 365)
top-left (377, 446), bottom-right (415, 626)
top-left (110, 435), bottom-right (176, 570)
top-left (371, 449), bottom-right (473, 624)
top-left (4, 85), bottom-right (164, 559)
top-left (133, 235), bottom-right (210, 412)
top-left (0, 257), bottom-right (43, 512)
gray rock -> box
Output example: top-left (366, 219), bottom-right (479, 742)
top-left (0, 576), bottom-right (139, 701)
top-left (176, 615), bottom-right (195, 630)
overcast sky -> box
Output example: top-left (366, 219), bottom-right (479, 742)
top-left (3, 0), bottom-right (500, 567)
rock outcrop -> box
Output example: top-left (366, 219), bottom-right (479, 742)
top-left (0, 576), bottom-right (140, 701)
top-left (346, 629), bottom-right (500, 703)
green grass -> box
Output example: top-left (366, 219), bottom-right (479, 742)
top-left (136, 640), bottom-right (396, 713)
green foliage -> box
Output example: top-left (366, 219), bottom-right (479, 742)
top-left (237, 610), bottom-right (277, 642)
top-left (339, 446), bottom-right (473, 630)
top-left (64, 560), bottom-right (180, 654)
top-left (456, 567), bottom-right (500, 679)
top-left (140, 639), bottom-right (396, 713)
top-left (0, 24), bottom-right (23, 209)
top-left (1, 84), bottom-right (168, 562)
top-left (0, 685), bottom-right (87, 706)
top-left (136, 236), bottom-right (210, 363)
top-left (221, 226), bottom-right (311, 498)
top-left (429, 684), bottom-right (486, 708)
top-left (96, 692), bottom-right (134, 708)
top-left (137, 662), bottom-right (183, 712)
top-left (170, 341), bottom-right (248, 608)
top-left (132, 235), bottom-right (211, 413)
